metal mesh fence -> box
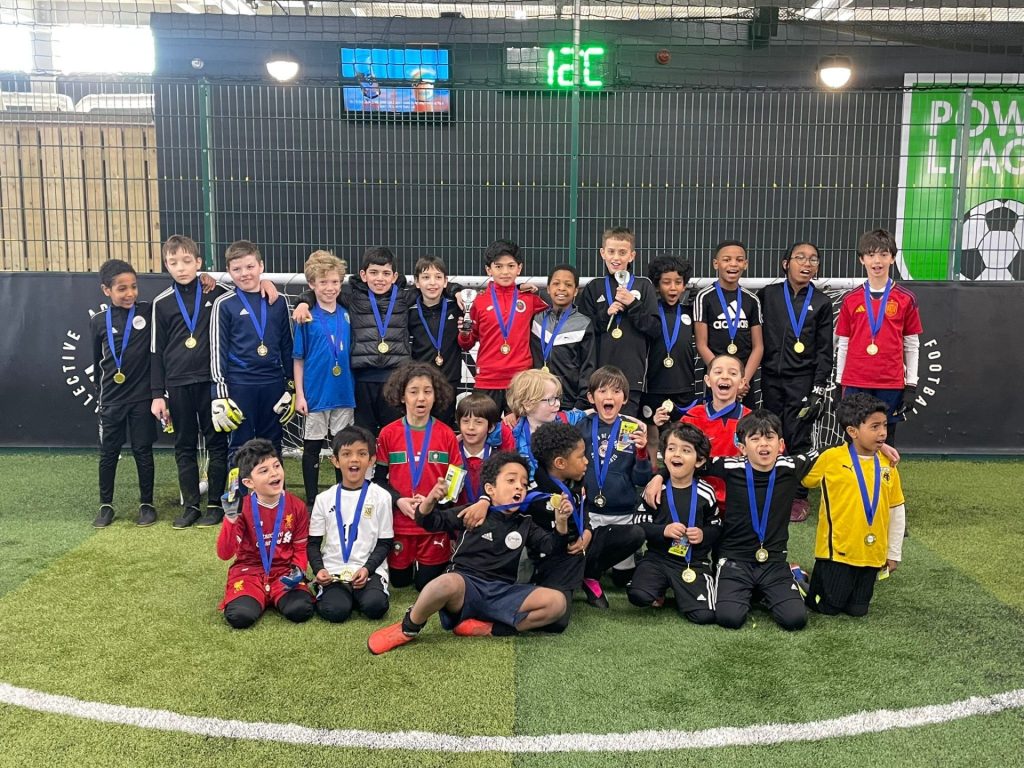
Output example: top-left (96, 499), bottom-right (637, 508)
top-left (0, 1), bottom-right (1022, 280)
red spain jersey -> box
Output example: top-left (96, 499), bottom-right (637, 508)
top-left (216, 491), bottom-right (309, 575)
top-left (680, 401), bottom-right (750, 505)
top-left (836, 282), bottom-right (922, 390)
top-left (377, 416), bottom-right (462, 535)
top-left (458, 281), bottom-right (547, 388)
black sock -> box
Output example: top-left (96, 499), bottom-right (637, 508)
top-left (301, 440), bottom-right (323, 504)
top-left (491, 622), bottom-right (518, 637)
top-left (401, 608), bottom-right (426, 636)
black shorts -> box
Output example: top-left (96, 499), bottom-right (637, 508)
top-left (439, 572), bottom-right (538, 630)
top-left (628, 555), bottom-right (715, 616)
top-left (715, 558), bottom-right (807, 630)
top-left (807, 558), bottom-right (878, 617)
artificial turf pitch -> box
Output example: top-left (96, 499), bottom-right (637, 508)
top-left (1, 451), bottom-right (1022, 767)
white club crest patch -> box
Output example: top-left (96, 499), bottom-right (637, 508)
top-left (504, 531), bottom-right (523, 550)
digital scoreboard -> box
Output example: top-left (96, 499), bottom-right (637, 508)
top-left (505, 44), bottom-right (611, 89)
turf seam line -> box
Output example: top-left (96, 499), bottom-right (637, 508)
top-left (2, 682), bottom-right (1024, 752)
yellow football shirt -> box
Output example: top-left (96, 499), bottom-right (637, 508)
top-left (802, 445), bottom-right (905, 568)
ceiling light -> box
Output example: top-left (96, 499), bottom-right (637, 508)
top-left (818, 55), bottom-right (853, 89)
top-left (513, 10), bottom-right (527, 19)
top-left (266, 58), bottom-right (299, 81)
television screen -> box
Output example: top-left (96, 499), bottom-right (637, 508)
top-left (340, 47), bottom-right (450, 114)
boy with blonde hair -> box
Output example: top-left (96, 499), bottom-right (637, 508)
top-left (294, 250), bottom-right (356, 503)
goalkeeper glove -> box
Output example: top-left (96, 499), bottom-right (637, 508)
top-left (273, 381), bottom-right (296, 425)
top-left (893, 384), bottom-right (917, 419)
top-left (797, 386), bottom-right (826, 421)
top-left (212, 398), bottom-right (244, 432)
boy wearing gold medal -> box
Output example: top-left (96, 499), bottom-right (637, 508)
top-left (629, 424), bottom-right (721, 624)
top-left (835, 230), bottom-right (922, 447)
top-left (293, 251), bottom-right (356, 505)
top-left (800, 394), bottom-right (906, 617)
top-left (458, 240), bottom-right (547, 414)
top-left (308, 426), bottom-right (394, 623)
top-left (211, 241), bottom-right (295, 465)
top-left (91, 259), bottom-right (157, 528)
top-left (577, 227), bottom-right (660, 417)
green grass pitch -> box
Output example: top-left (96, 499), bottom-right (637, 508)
top-left (1, 451), bottom-right (1023, 767)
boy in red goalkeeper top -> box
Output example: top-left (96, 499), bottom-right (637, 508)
top-left (458, 239), bottom-right (547, 414)
top-left (217, 438), bottom-right (314, 629)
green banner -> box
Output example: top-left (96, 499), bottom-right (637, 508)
top-left (897, 81), bottom-right (1024, 280)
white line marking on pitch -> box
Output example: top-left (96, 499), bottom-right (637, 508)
top-left (2, 682), bottom-right (1023, 752)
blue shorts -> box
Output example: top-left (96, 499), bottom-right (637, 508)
top-left (842, 386), bottom-right (904, 424)
top-left (439, 572), bottom-right (538, 631)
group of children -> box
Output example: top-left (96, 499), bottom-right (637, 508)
top-left (89, 225), bottom-right (920, 647)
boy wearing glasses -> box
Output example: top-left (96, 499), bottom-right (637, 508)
top-left (757, 242), bottom-right (834, 522)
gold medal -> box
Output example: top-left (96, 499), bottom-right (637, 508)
top-left (594, 493), bottom-right (606, 508)
top-left (663, 356), bottom-right (674, 368)
top-left (185, 335), bottom-right (197, 349)
top-left (435, 354), bottom-right (444, 366)
top-left (682, 567), bottom-right (697, 584)
top-left (500, 343), bottom-right (511, 355)
top-left (866, 343), bottom-right (878, 356)
top-left (727, 343), bottom-right (738, 354)
top-left (378, 341), bottom-right (389, 354)
top-left (113, 370), bottom-right (126, 385)
top-left (865, 533), bottom-right (877, 546)
top-left (660, 399), bottom-right (674, 415)
top-left (610, 327), bottom-right (624, 339)
top-left (541, 365), bottom-right (550, 373)
top-left (793, 340), bottom-right (805, 354)
top-left (257, 343), bottom-right (269, 357)
top-left (755, 547), bottom-right (769, 563)
top-left (338, 566), bottom-right (356, 582)
top-left (332, 364), bottom-right (342, 377)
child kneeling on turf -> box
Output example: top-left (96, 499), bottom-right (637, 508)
top-left (308, 426), bottom-right (395, 623)
top-left (629, 424), bottom-right (721, 624)
top-left (367, 452), bottom-right (571, 654)
top-left (217, 438), bottom-right (315, 629)
top-left (801, 393), bottom-right (906, 616)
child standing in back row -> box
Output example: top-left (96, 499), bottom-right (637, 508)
top-left (693, 240), bottom-right (764, 403)
top-left (293, 250), bottom-right (356, 505)
top-left (530, 263), bottom-right (595, 411)
top-left (836, 229), bottom-right (922, 447)
top-left (410, 255), bottom-right (465, 427)
top-left (92, 259), bottom-right (157, 528)
top-left (578, 227), bottom-right (660, 417)
top-left (458, 240), bottom-right (547, 414)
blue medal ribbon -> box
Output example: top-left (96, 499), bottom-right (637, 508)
top-left (745, 462), bottom-right (777, 548)
top-left (249, 492), bottom-right (287, 577)
top-left (370, 285), bottom-right (399, 344)
top-left (491, 490), bottom-right (551, 512)
top-left (667, 482), bottom-right (700, 566)
top-left (403, 417), bottom-right (434, 495)
top-left (658, 302), bottom-right (682, 357)
top-left (540, 308), bottom-right (573, 365)
top-left (458, 441), bottom-right (491, 502)
top-left (104, 304), bottom-right (136, 375)
top-left (550, 477), bottom-right (585, 538)
top-left (713, 282), bottom-right (741, 345)
top-left (315, 305), bottom-right (344, 369)
top-left (489, 284), bottom-right (519, 346)
top-left (604, 273), bottom-right (636, 333)
top-left (416, 297), bottom-right (449, 357)
top-left (863, 279), bottom-right (893, 342)
top-left (848, 443), bottom-right (881, 528)
top-left (705, 399), bottom-right (742, 422)
top-left (234, 290), bottom-right (267, 346)
top-left (783, 282), bottom-right (814, 346)
top-left (591, 416), bottom-right (623, 497)
top-left (173, 282), bottom-right (202, 340)
top-left (334, 481), bottom-right (369, 566)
